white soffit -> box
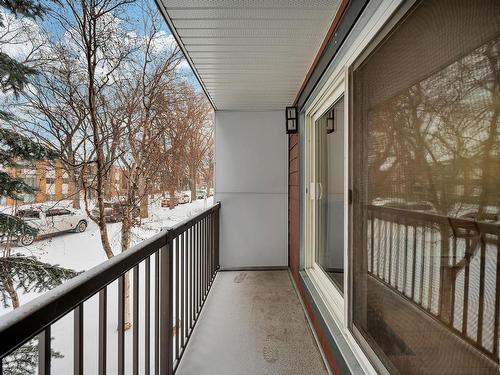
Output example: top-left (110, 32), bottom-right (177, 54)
top-left (158, 0), bottom-right (340, 110)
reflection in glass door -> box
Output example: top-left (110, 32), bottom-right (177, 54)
top-left (315, 97), bottom-right (345, 293)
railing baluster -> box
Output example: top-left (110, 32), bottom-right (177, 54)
top-left (197, 220), bottom-right (201, 312)
top-left (403, 224), bottom-right (408, 296)
top-left (203, 217), bottom-right (207, 298)
top-left (38, 326), bottom-right (51, 375)
top-left (184, 230), bottom-right (188, 343)
top-left (427, 230), bottom-right (434, 310)
top-left (451, 236), bottom-right (457, 327)
top-left (186, 228), bottom-right (189, 333)
top-left (195, 223), bottom-right (198, 317)
top-left (419, 228), bottom-right (426, 305)
top-left (145, 257), bottom-right (151, 375)
top-left (215, 207), bottom-right (220, 270)
top-left (200, 218), bottom-right (204, 300)
top-left (395, 222), bottom-right (400, 289)
top-left (462, 238), bottom-right (471, 335)
top-left (180, 232), bottom-right (185, 352)
top-left (211, 213), bottom-right (214, 280)
top-left (98, 289), bottom-right (107, 375)
top-left (154, 251), bottom-right (160, 375)
top-left (74, 304), bottom-right (83, 375)
top-left (477, 236), bottom-right (486, 345)
top-left (439, 225), bottom-right (453, 325)
top-left (493, 235), bottom-right (500, 359)
top-left (191, 226), bottom-right (195, 328)
top-left (208, 214), bottom-right (212, 281)
top-left (388, 220), bottom-right (393, 285)
top-left (159, 240), bottom-right (173, 375)
top-left (133, 265), bottom-right (139, 375)
top-left (207, 215), bottom-right (210, 282)
top-left (411, 225), bottom-right (417, 299)
top-left (175, 236), bottom-right (180, 360)
top-left (370, 218), bottom-right (375, 275)
top-left (184, 230), bottom-right (188, 341)
top-left (206, 217), bottom-right (210, 292)
top-left (377, 219), bottom-right (382, 278)
top-left (118, 276), bottom-right (125, 375)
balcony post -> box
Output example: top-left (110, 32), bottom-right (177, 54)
top-left (439, 226), bottom-right (454, 326)
top-left (159, 234), bottom-right (173, 375)
top-left (215, 204), bottom-right (220, 270)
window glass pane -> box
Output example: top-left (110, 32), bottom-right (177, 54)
top-left (46, 210), bottom-right (58, 217)
top-left (315, 97), bottom-right (345, 293)
top-left (352, 1), bottom-right (500, 373)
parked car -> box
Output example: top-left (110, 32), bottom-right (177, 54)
top-left (90, 201), bottom-right (139, 223)
top-left (161, 195), bottom-right (178, 208)
top-left (177, 193), bottom-right (191, 204)
top-left (15, 207), bottom-right (88, 246)
top-left (372, 198), bottom-right (436, 213)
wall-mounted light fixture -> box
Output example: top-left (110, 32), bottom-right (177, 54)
top-left (286, 106), bottom-right (298, 134)
top-left (327, 108), bottom-right (335, 134)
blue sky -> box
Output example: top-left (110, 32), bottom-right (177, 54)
top-left (40, 0), bottom-right (201, 91)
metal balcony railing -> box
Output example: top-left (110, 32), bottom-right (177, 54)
top-left (0, 202), bottom-right (221, 375)
top-left (367, 204), bottom-right (500, 363)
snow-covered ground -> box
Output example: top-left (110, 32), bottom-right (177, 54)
top-left (7, 196), bottom-right (213, 273)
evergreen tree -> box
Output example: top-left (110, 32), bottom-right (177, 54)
top-left (2, 338), bottom-right (63, 375)
top-left (0, 255), bottom-right (80, 308)
top-left (0, 256), bottom-right (77, 374)
top-left (0, 0), bottom-right (57, 239)
top-left (0, 3), bottom-right (76, 373)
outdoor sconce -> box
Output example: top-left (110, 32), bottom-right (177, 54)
top-left (327, 109), bottom-right (335, 134)
top-left (286, 106), bottom-right (298, 134)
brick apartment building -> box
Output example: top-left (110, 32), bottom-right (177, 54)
top-left (1, 161), bottom-right (126, 207)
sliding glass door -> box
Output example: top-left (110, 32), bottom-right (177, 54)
top-left (351, 0), bottom-right (500, 373)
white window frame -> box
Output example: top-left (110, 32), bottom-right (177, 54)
top-left (304, 68), bottom-right (346, 325)
top-left (305, 65), bottom-right (384, 375)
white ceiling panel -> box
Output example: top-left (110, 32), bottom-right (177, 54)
top-left (158, 0), bottom-right (341, 110)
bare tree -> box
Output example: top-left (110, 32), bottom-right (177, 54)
top-left (52, 0), bottom-right (136, 259)
top-left (17, 41), bottom-right (91, 209)
top-left (115, 3), bottom-right (182, 250)
top-left (184, 88), bottom-right (213, 201)
top-left (201, 144), bottom-right (214, 194)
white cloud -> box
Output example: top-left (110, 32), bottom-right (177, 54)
top-left (150, 31), bottom-right (176, 54)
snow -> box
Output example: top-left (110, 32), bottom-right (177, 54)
top-left (2, 197), bottom-right (214, 374)
top-left (7, 196), bottom-right (213, 274)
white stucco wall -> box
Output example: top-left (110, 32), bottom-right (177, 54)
top-left (215, 111), bottom-right (288, 269)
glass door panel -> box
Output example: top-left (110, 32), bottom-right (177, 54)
top-left (351, 0), bottom-right (500, 373)
top-left (315, 97), bottom-right (345, 293)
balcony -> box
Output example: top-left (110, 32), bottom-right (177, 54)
top-left (0, 203), bottom-right (328, 374)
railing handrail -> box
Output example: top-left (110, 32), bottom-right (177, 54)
top-left (367, 204), bottom-right (500, 235)
top-left (0, 202), bottom-right (221, 359)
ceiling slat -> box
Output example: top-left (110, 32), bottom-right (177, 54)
top-left (161, 0), bottom-right (340, 110)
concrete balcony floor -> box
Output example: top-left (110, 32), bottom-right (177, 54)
top-left (176, 270), bottom-right (329, 375)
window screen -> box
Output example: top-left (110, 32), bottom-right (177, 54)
top-left (351, 0), bottom-right (500, 373)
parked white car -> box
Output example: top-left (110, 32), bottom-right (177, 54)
top-left (16, 207), bottom-right (88, 246)
top-left (176, 192), bottom-right (191, 204)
